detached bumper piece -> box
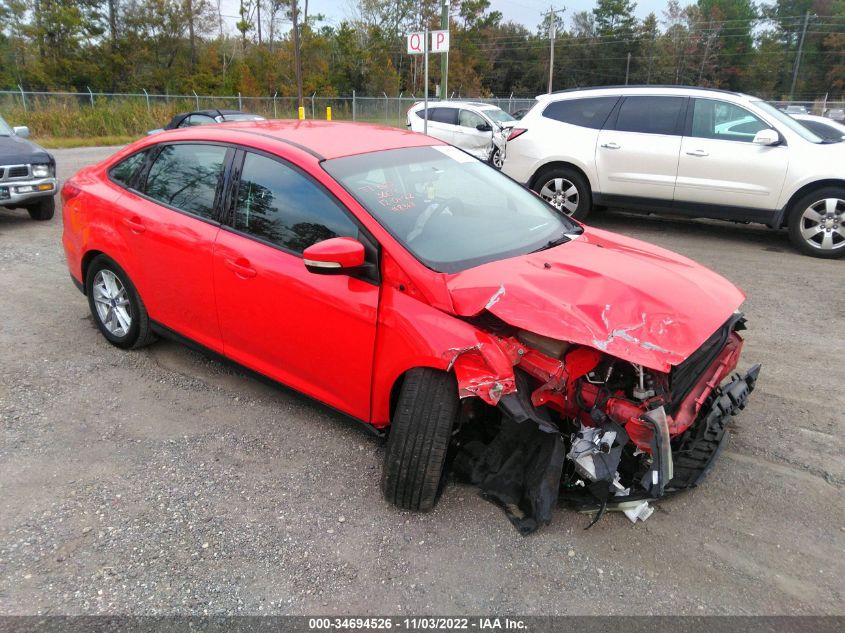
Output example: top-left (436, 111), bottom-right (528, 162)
top-left (667, 363), bottom-right (761, 491)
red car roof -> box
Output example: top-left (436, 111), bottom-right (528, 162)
top-left (208, 119), bottom-right (444, 160)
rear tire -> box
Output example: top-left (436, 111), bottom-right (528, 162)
top-left (85, 255), bottom-right (155, 350)
top-left (382, 369), bottom-right (459, 511)
top-left (26, 197), bottom-right (55, 221)
top-left (531, 166), bottom-right (592, 220)
top-left (786, 187), bottom-right (845, 258)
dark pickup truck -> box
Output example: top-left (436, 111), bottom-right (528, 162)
top-left (0, 115), bottom-right (57, 221)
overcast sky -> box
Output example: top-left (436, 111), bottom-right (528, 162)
top-left (219, 0), bottom-right (671, 35)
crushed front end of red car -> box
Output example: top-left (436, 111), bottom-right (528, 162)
top-left (437, 229), bottom-right (761, 533)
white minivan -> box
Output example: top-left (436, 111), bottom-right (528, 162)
top-left (503, 86), bottom-right (845, 258)
top-left (407, 101), bottom-right (515, 168)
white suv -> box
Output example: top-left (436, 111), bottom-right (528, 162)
top-left (407, 101), bottom-right (515, 168)
top-left (503, 86), bottom-right (845, 258)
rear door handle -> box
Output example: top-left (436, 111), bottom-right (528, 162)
top-left (121, 216), bottom-right (146, 233)
top-left (225, 257), bottom-right (257, 279)
top-left (601, 142), bottom-right (621, 150)
top-left (686, 149), bottom-right (709, 157)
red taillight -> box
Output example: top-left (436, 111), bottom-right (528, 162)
top-left (61, 182), bottom-right (81, 202)
top-left (507, 128), bottom-right (527, 141)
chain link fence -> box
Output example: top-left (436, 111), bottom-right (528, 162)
top-left (3, 88), bottom-right (842, 138)
top-left (0, 89), bottom-right (539, 138)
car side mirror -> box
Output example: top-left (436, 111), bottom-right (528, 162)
top-left (752, 129), bottom-right (780, 146)
top-left (303, 237), bottom-right (365, 275)
top-left (13, 126), bottom-right (29, 138)
top-left (476, 123), bottom-right (492, 132)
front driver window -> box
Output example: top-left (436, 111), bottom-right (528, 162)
top-left (691, 99), bottom-right (767, 143)
top-left (459, 110), bottom-right (486, 129)
top-left (233, 152), bottom-right (359, 253)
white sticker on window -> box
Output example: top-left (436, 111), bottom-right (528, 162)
top-left (432, 145), bottom-right (478, 163)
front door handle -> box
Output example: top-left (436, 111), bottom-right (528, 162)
top-left (122, 216), bottom-right (146, 234)
top-left (601, 142), bottom-right (621, 150)
top-left (686, 149), bottom-right (709, 157)
top-left (225, 257), bottom-right (257, 279)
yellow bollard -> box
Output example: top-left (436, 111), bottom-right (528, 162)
top-left (326, 107), bottom-right (332, 121)
top-left (298, 106), bottom-right (305, 120)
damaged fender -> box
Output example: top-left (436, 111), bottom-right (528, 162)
top-left (369, 285), bottom-right (518, 427)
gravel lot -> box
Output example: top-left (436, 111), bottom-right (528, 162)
top-left (1, 146), bottom-right (843, 616)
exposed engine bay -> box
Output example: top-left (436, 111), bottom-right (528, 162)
top-left (447, 312), bottom-right (761, 534)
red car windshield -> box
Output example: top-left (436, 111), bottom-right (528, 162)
top-left (323, 146), bottom-right (580, 273)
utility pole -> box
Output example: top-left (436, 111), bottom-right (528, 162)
top-left (441, 0), bottom-right (448, 99)
top-left (292, 0), bottom-right (303, 107)
top-left (256, 0), bottom-right (262, 46)
top-left (546, 7), bottom-right (565, 94)
top-left (186, 0), bottom-right (196, 71)
top-left (790, 11), bottom-right (810, 101)
top-left (625, 52), bottom-right (631, 85)
top-left (424, 28), bottom-right (429, 135)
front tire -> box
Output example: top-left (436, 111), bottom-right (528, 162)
top-left (382, 369), bottom-right (459, 511)
top-left (531, 166), bottom-right (591, 220)
top-left (787, 187), bottom-right (845, 258)
top-left (489, 147), bottom-right (504, 170)
top-left (85, 255), bottom-right (154, 349)
top-left (26, 197), bottom-right (55, 221)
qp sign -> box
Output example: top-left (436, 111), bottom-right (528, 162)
top-left (407, 32), bottom-right (424, 54)
top-left (431, 30), bottom-right (449, 53)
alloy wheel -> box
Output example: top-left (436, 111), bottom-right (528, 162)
top-left (92, 269), bottom-right (132, 337)
top-left (539, 177), bottom-right (579, 215)
top-left (491, 149), bottom-right (504, 169)
top-left (799, 198), bottom-right (845, 252)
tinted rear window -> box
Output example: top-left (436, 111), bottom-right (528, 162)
top-left (614, 96), bottom-right (686, 135)
top-left (542, 97), bottom-right (618, 129)
top-left (415, 107), bottom-right (458, 125)
top-left (142, 144), bottom-right (228, 220)
top-left (109, 151), bottom-right (147, 188)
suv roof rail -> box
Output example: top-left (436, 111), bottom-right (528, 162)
top-left (547, 85), bottom-right (744, 97)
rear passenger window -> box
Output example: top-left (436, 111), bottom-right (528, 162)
top-left (109, 151), bottom-right (147, 188)
top-left (430, 108), bottom-right (458, 125)
top-left (233, 152), bottom-right (358, 253)
top-left (614, 96), bottom-right (685, 135)
top-left (542, 97), bottom-right (618, 129)
top-left (143, 144), bottom-right (228, 220)
top-left (415, 107), bottom-right (458, 125)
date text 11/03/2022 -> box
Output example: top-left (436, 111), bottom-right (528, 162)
top-left (308, 618), bottom-right (527, 630)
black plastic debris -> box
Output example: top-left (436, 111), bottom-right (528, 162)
top-left (451, 413), bottom-right (566, 535)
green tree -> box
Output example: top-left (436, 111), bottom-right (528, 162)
top-left (592, 0), bottom-right (639, 84)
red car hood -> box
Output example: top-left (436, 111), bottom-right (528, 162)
top-left (445, 226), bottom-right (745, 372)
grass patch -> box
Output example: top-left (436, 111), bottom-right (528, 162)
top-left (38, 135), bottom-right (138, 149)
top-left (0, 95), bottom-right (408, 147)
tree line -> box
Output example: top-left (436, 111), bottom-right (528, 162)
top-left (1, 0), bottom-right (844, 103)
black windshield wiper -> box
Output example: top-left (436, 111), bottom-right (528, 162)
top-left (532, 231), bottom-right (572, 253)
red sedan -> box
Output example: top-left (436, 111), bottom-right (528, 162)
top-left (62, 121), bottom-right (759, 531)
